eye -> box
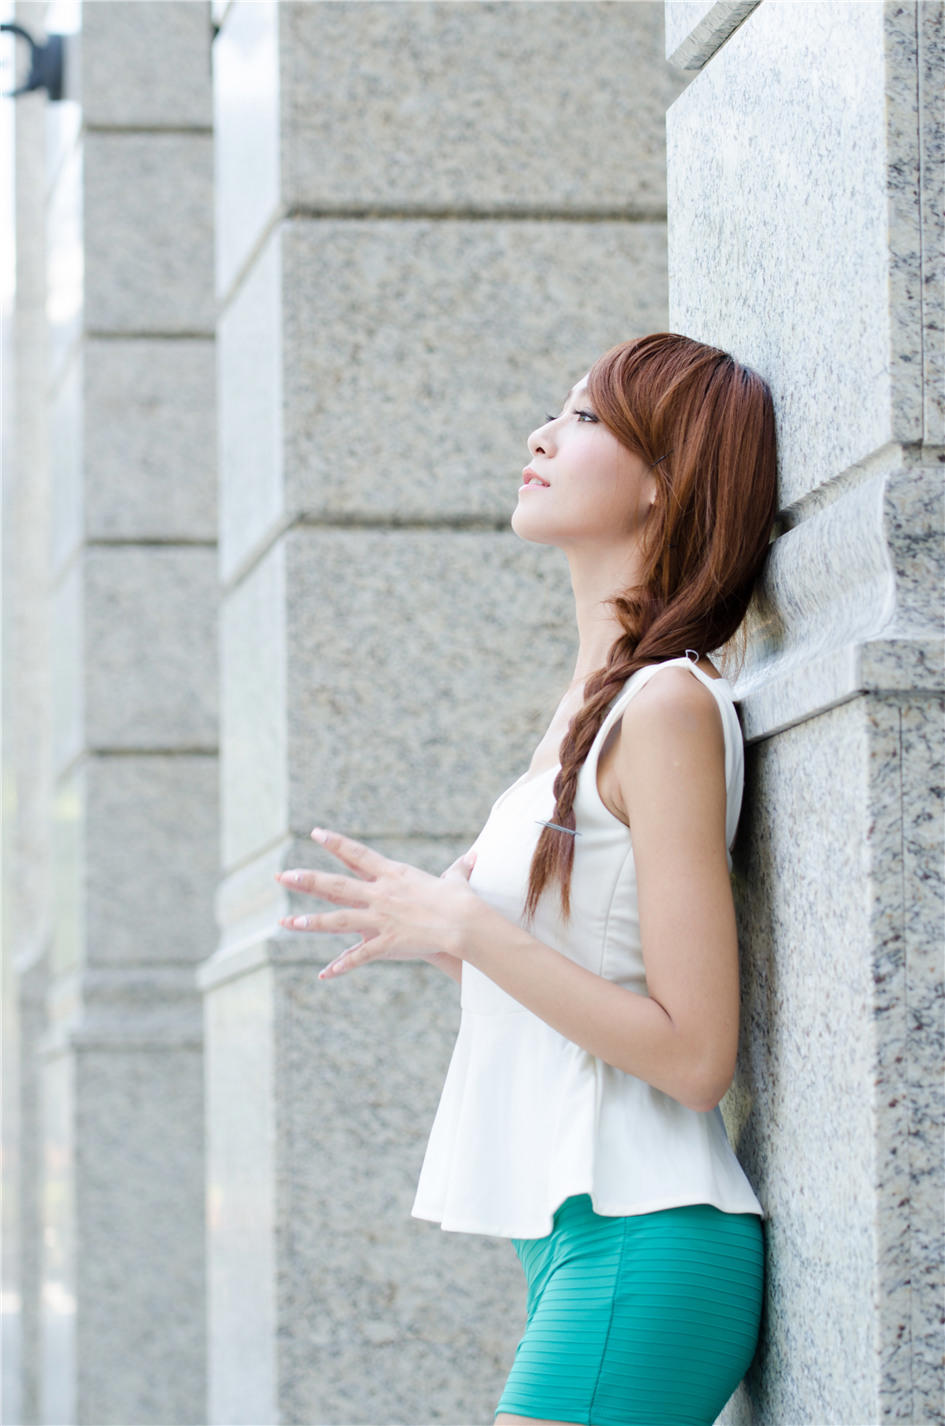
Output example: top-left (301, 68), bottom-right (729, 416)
top-left (575, 409), bottom-right (599, 423)
top-left (544, 412), bottom-right (560, 424)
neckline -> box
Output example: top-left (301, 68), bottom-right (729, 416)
top-left (491, 662), bottom-right (732, 817)
top-left (491, 761), bottom-right (558, 814)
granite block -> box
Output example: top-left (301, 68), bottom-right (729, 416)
top-left (211, 0), bottom-right (281, 301)
top-left (898, 696), bottom-right (945, 1422)
top-left (883, 0), bottom-right (940, 451)
top-left (221, 526), bottom-right (575, 868)
top-left (727, 699), bottom-right (882, 1424)
top-left (74, 1046), bottom-right (205, 1425)
top-left (666, 0), bottom-right (919, 510)
top-left (51, 770), bottom-right (85, 983)
top-left (216, 232), bottom-right (284, 584)
top-left (724, 690), bottom-right (945, 1424)
top-left (664, 0), bottom-right (759, 70)
top-left (84, 545), bottom-right (217, 750)
top-left (84, 754), bottom-right (218, 969)
top-left (220, 217), bottom-right (669, 580)
top-left (51, 335), bottom-right (217, 553)
top-left (80, 0), bottom-right (212, 129)
top-left (285, 527), bottom-right (575, 843)
top-left (278, 955), bottom-right (521, 1424)
top-left (220, 540), bottom-right (288, 873)
top-left (279, 0), bottom-right (682, 213)
top-left (212, 1), bottom-right (683, 301)
top-left (84, 338), bottom-right (217, 541)
top-left (918, 0), bottom-right (944, 445)
top-left (865, 697), bottom-right (915, 1421)
top-left (203, 928), bottom-right (520, 1424)
top-left (48, 347), bottom-right (83, 574)
top-left (45, 135), bottom-right (83, 391)
top-left (882, 462), bottom-right (945, 638)
top-left (204, 960), bottom-right (277, 1426)
top-left (83, 132), bottom-right (215, 334)
top-left (52, 558), bottom-right (83, 777)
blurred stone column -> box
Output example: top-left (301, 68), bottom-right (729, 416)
top-left (17, 2), bottom-right (217, 1422)
top-left (664, 1), bottom-right (944, 1421)
top-left (202, 3), bottom-right (686, 1422)
top-left (3, 7), bottom-right (54, 1424)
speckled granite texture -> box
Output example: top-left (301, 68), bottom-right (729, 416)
top-left (666, 1), bottom-right (944, 1422)
top-left (218, 216), bottom-right (670, 582)
top-left (13, 5), bottom-right (220, 1424)
top-left (722, 692), bottom-right (944, 1426)
top-left (667, 0), bottom-right (938, 511)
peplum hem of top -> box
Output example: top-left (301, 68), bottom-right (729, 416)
top-left (410, 1009), bottom-right (765, 1240)
top-left (411, 1186), bottom-right (765, 1241)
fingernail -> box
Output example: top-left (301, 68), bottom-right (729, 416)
top-left (310, 828), bottom-right (327, 843)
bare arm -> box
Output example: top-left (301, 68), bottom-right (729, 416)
top-left (457, 671), bottom-right (739, 1111)
top-left (281, 674), bottom-right (739, 1109)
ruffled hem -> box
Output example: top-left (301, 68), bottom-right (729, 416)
top-left (412, 1184), bottom-right (765, 1240)
top-left (411, 1012), bottom-right (764, 1240)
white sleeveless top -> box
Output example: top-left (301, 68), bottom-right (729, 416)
top-left (411, 655), bottom-right (765, 1238)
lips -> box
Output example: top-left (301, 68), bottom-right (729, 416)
top-left (522, 467), bottom-right (550, 487)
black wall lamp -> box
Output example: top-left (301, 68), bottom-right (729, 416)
top-left (1, 21), bottom-right (66, 101)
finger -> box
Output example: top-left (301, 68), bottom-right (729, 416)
top-left (310, 827), bottom-right (389, 880)
top-left (441, 849), bottom-right (476, 882)
top-left (318, 941), bottom-right (366, 981)
top-left (273, 868), bottom-right (369, 905)
top-left (278, 908), bottom-right (373, 935)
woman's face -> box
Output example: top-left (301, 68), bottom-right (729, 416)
top-left (511, 374), bottom-right (657, 551)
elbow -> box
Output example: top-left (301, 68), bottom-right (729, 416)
top-left (678, 1060), bottom-right (735, 1115)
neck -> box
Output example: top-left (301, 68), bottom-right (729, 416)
top-left (564, 542), bottom-right (648, 686)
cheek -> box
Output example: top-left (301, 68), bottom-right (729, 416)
top-left (579, 470), bottom-right (643, 530)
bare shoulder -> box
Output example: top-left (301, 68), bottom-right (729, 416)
top-left (621, 666), bottom-right (725, 751)
top-left (618, 664), bottom-right (726, 815)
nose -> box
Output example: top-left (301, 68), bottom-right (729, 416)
top-left (527, 417), bottom-right (555, 457)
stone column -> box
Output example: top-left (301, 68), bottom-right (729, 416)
top-left (202, 3), bottom-right (686, 1422)
top-left (664, 2), bottom-right (943, 1421)
top-left (8, 2), bottom-right (218, 1421)
top-left (3, 9), bottom-right (54, 1424)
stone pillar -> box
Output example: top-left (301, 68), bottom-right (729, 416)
top-left (202, 3), bottom-right (686, 1421)
top-left (664, 2), bottom-right (943, 1421)
top-left (4, 2), bottom-right (217, 1421)
top-left (3, 11), bottom-right (54, 1424)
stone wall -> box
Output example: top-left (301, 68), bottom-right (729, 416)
top-left (203, 3), bottom-right (684, 1421)
top-left (664, 2), bottom-right (944, 1422)
top-left (5, 1), bottom-right (940, 1422)
top-left (2, 1), bottom-right (687, 1422)
top-left (4, 2), bottom-right (217, 1422)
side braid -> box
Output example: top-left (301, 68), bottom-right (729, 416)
top-left (522, 609), bottom-right (708, 923)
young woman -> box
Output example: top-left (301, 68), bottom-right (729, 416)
top-left (275, 332), bottom-right (778, 1426)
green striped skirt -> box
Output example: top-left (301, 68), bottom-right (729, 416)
top-left (494, 1193), bottom-right (764, 1426)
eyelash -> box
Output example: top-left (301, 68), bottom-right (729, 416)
top-left (545, 409), bottom-right (598, 424)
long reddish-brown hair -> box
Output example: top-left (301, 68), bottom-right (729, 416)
top-left (524, 332), bottom-right (779, 922)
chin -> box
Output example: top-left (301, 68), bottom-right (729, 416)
top-left (510, 503), bottom-right (562, 547)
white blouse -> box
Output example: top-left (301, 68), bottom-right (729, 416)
top-left (411, 655), bottom-right (765, 1238)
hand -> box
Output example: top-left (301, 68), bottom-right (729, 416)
top-left (274, 828), bottom-right (478, 981)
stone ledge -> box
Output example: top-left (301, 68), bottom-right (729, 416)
top-left (736, 637), bottom-right (944, 743)
top-left (665, 0), bottom-right (760, 70)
